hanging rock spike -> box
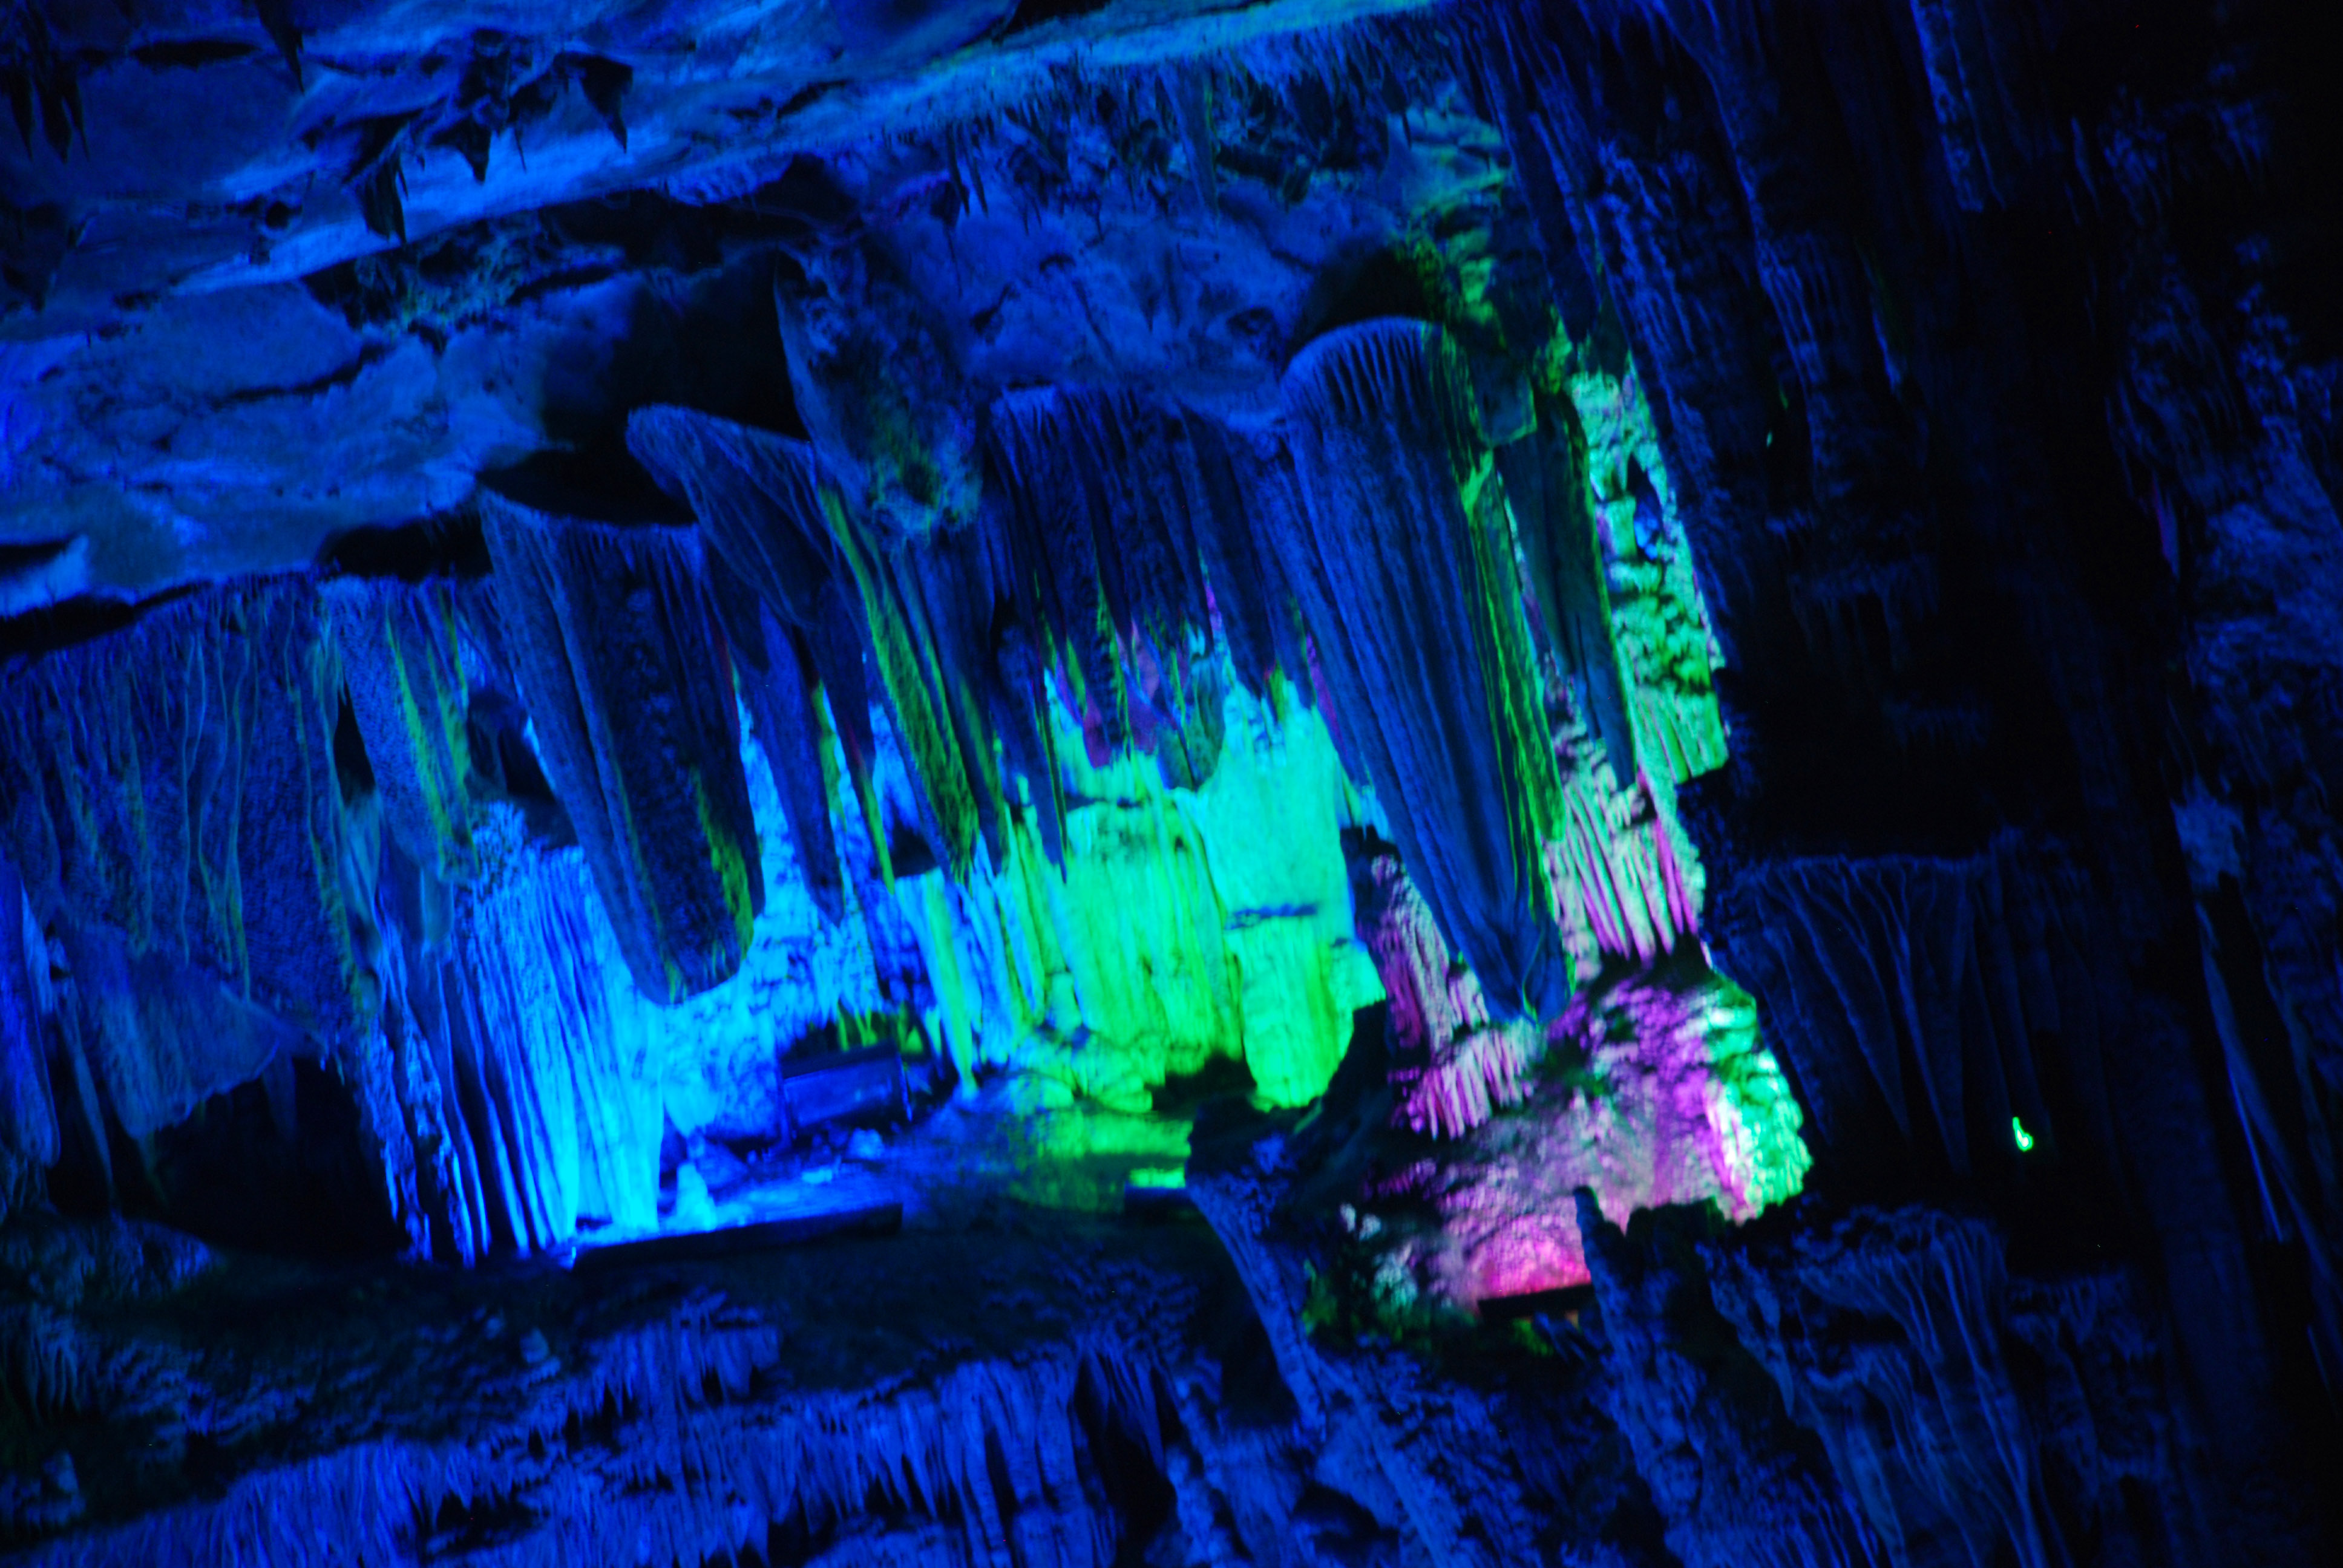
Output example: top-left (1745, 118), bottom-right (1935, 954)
top-left (477, 492), bottom-right (762, 1002)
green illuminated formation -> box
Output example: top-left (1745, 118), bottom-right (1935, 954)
top-left (0, 9), bottom-right (2310, 1555)
top-left (292, 310), bottom-right (1801, 1261)
top-left (1562, 361), bottom-right (1732, 789)
top-left (324, 578), bottom-right (477, 884)
top-left (0, 304), bottom-right (1814, 1301)
top-left (836, 511), bottom-right (986, 880)
top-left (383, 802), bottom-right (672, 1262)
top-left (603, 319), bottom-right (1800, 1240)
top-left (898, 679), bottom-right (1383, 1137)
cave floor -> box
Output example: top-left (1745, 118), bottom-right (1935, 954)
top-left (2, 1137), bottom-right (1271, 1563)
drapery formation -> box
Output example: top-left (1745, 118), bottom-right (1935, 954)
top-left (0, 313), bottom-right (1746, 1257)
top-left (478, 493), bottom-right (762, 1002)
top-left (1, 854), bottom-right (59, 1214)
top-left (626, 407), bottom-right (877, 917)
top-left (376, 812), bottom-right (667, 1264)
top-left (1277, 320), bottom-right (1572, 1018)
top-left (1714, 837), bottom-right (2115, 1191)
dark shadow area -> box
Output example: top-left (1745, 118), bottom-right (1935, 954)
top-left (1286, 246), bottom-right (1437, 355)
top-left (129, 1059), bottom-right (407, 1259)
top-left (0, 587), bottom-right (195, 661)
top-left (318, 509), bottom-right (490, 580)
top-left (1001, 0), bottom-right (1115, 38)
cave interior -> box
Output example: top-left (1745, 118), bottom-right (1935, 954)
top-left (2, 0), bottom-right (2341, 1563)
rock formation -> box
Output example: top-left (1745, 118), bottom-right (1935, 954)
top-left (2, 0), bottom-right (2337, 1561)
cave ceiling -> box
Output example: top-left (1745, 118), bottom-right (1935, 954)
top-left (2, 0), bottom-right (1501, 597)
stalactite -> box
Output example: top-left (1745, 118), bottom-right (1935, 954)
top-left (321, 577), bottom-right (477, 885)
top-left (0, 855), bottom-right (56, 1221)
top-left (1561, 358), bottom-right (1732, 789)
top-left (980, 387), bottom-right (1309, 828)
top-left (700, 557), bottom-right (848, 924)
top-left (986, 386), bottom-right (1205, 751)
top-left (1712, 836), bottom-right (2103, 1188)
top-left (845, 526), bottom-right (988, 879)
top-left (1349, 848), bottom-right (1540, 1140)
top-left (628, 405), bottom-right (988, 884)
top-left (1543, 761), bottom-right (1705, 969)
top-left (1276, 318), bottom-right (1571, 1019)
top-left (477, 493), bottom-right (762, 1002)
top-left (1495, 391), bottom-right (1639, 776)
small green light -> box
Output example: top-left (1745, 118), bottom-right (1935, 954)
top-left (2011, 1117), bottom-right (2035, 1152)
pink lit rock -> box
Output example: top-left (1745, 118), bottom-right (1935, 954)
top-left (1340, 860), bottom-right (1810, 1312)
top-left (1351, 851), bottom-right (1543, 1139)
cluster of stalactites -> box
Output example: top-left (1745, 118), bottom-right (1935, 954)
top-left (626, 407), bottom-right (880, 920)
top-left (319, 573), bottom-right (681, 1263)
top-left (0, 563), bottom-right (695, 1259)
top-left (983, 384), bottom-right (1301, 738)
top-left (1, 855), bottom-right (59, 1220)
top-left (635, 317), bottom-right (1688, 1031)
top-left (0, 581), bottom-right (367, 1155)
top-left (629, 402), bottom-right (1033, 902)
top-left (630, 396), bottom-right (1276, 897)
top-left (375, 807), bottom-right (666, 1265)
top-left (0, 581), bottom-right (361, 1046)
top-left (1351, 849), bottom-right (1544, 1140)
